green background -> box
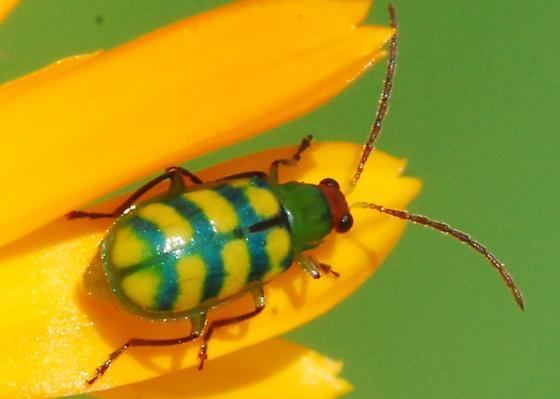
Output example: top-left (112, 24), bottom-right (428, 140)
top-left (1, 1), bottom-right (558, 398)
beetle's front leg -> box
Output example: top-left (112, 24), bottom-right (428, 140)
top-left (268, 135), bottom-right (313, 185)
top-left (66, 166), bottom-right (202, 219)
top-left (296, 254), bottom-right (340, 279)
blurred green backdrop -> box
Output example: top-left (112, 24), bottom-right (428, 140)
top-left (1, 1), bottom-right (558, 398)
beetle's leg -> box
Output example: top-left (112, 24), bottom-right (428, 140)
top-left (269, 135), bottom-right (313, 185)
top-left (317, 262), bottom-right (340, 278)
top-left (198, 286), bottom-right (265, 370)
top-left (67, 172), bottom-right (171, 219)
top-left (86, 313), bottom-right (207, 385)
top-left (216, 171), bottom-right (268, 182)
top-left (67, 166), bottom-right (202, 219)
top-left (297, 254), bottom-right (321, 279)
top-left (166, 166), bottom-right (204, 194)
top-left (296, 254), bottom-right (340, 279)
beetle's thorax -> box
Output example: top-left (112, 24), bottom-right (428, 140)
top-left (273, 178), bottom-right (352, 253)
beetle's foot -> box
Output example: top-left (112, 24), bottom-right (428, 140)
top-left (319, 263), bottom-right (340, 278)
top-left (198, 343), bottom-right (208, 370)
top-left (66, 210), bottom-right (86, 219)
top-left (66, 210), bottom-right (115, 219)
top-left (86, 360), bottom-right (111, 385)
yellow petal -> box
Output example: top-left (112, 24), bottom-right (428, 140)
top-left (0, 142), bottom-right (421, 398)
top-left (0, 52), bottom-right (102, 102)
top-left (0, 0), bottom-right (18, 22)
top-left (88, 338), bottom-right (351, 399)
top-left (0, 0), bottom-right (393, 248)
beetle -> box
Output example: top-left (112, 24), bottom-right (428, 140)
top-left (68, 5), bottom-right (523, 385)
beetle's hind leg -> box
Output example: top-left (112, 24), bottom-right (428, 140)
top-left (198, 286), bottom-right (266, 370)
top-left (66, 166), bottom-right (202, 219)
top-left (269, 135), bottom-right (313, 184)
top-left (86, 313), bottom-right (207, 385)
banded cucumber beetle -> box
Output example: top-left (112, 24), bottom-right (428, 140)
top-left (69, 5), bottom-right (523, 385)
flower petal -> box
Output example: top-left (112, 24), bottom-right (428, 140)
top-left (70, 338), bottom-right (351, 399)
top-left (0, 0), bottom-right (18, 22)
top-left (0, 142), bottom-right (420, 398)
top-left (0, 0), bottom-right (393, 247)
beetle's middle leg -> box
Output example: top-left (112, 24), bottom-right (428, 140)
top-left (198, 286), bottom-right (266, 370)
top-left (67, 166), bottom-right (202, 219)
top-left (269, 135), bottom-right (313, 184)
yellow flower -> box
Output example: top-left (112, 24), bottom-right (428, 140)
top-left (0, 1), bottom-right (420, 398)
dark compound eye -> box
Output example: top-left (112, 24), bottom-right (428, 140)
top-left (320, 178), bottom-right (339, 188)
top-left (336, 213), bottom-right (353, 233)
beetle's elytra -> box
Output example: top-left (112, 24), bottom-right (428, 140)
top-left (69, 5), bottom-right (523, 385)
top-left (98, 171), bottom-right (339, 319)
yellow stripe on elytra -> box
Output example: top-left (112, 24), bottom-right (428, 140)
top-left (219, 239), bottom-right (251, 299)
top-left (110, 226), bottom-right (150, 268)
top-left (138, 203), bottom-right (193, 248)
top-left (263, 227), bottom-right (292, 281)
top-left (246, 186), bottom-right (280, 219)
top-left (121, 267), bottom-right (159, 310)
top-left (174, 255), bottom-right (207, 311)
top-left (228, 178), bottom-right (251, 189)
top-left (184, 190), bottom-right (238, 233)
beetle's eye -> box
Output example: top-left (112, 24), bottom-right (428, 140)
top-left (320, 178), bottom-right (339, 188)
top-left (336, 213), bottom-right (353, 233)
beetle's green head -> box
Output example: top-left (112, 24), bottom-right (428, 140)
top-left (274, 178), bottom-right (352, 252)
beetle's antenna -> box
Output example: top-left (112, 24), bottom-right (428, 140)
top-left (351, 4), bottom-right (398, 187)
top-left (353, 202), bottom-right (525, 310)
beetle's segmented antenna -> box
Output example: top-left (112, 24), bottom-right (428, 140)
top-left (354, 202), bottom-right (525, 310)
top-left (351, 4), bottom-right (399, 187)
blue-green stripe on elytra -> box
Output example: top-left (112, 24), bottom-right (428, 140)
top-left (114, 178), bottom-right (292, 312)
top-left (127, 217), bottom-right (179, 311)
top-left (163, 195), bottom-right (225, 302)
top-left (216, 181), bottom-right (281, 283)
